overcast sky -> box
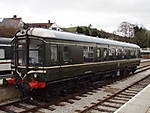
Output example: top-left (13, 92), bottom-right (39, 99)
top-left (0, 0), bottom-right (149, 32)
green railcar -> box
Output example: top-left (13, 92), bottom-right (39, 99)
top-left (10, 28), bottom-right (140, 90)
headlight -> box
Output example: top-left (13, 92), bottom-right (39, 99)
top-left (34, 73), bottom-right (37, 78)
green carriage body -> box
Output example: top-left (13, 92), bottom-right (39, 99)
top-left (12, 28), bottom-right (141, 87)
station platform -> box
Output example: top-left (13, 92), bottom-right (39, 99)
top-left (0, 86), bottom-right (20, 102)
top-left (114, 84), bottom-right (150, 113)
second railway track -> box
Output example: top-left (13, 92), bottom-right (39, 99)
top-left (78, 70), bottom-right (150, 113)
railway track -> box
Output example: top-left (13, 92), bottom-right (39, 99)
top-left (138, 59), bottom-right (150, 68)
top-left (0, 63), bottom-right (150, 113)
top-left (77, 71), bottom-right (150, 113)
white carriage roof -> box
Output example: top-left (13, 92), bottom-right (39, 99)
top-left (141, 50), bottom-right (150, 53)
top-left (25, 28), bottom-right (140, 49)
top-left (0, 37), bottom-right (12, 44)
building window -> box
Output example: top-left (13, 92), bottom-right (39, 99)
top-left (52, 27), bottom-right (57, 30)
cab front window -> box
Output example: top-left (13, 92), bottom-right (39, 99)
top-left (29, 39), bottom-right (45, 66)
top-left (17, 39), bottom-right (26, 66)
top-left (16, 38), bottom-right (44, 66)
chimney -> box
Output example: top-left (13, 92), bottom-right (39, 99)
top-left (13, 15), bottom-right (17, 18)
top-left (48, 20), bottom-right (51, 23)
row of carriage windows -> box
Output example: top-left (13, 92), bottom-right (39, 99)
top-left (16, 39), bottom-right (140, 66)
top-left (49, 44), bottom-right (140, 65)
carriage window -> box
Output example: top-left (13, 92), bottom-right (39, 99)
top-left (29, 51), bottom-right (39, 64)
top-left (109, 48), bottom-right (116, 56)
top-left (63, 47), bottom-right (69, 62)
top-left (135, 50), bottom-right (140, 58)
top-left (50, 45), bottom-right (58, 63)
top-left (103, 48), bottom-right (108, 60)
top-left (17, 39), bottom-right (26, 65)
top-left (18, 50), bottom-right (26, 65)
top-left (130, 50), bottom-right (135, 57)
top-left (123, 49), bottom-right (128, 58)
top-left (97, 48), bottom-right (101, 58)
top-left (0, 49), bottom-right (5, 59)
top-left (116, 49), bottom-right (122, 59)
top-left (108, 48), bottom-right (116, 60)
top-left (5, 47), bottom-right (12, 59)
top-left (124, 49), bottom-right (130, 58)
top-left (83, 47), bottom-right (88, 58)
top-left (83, 46), bottom-right (94, 62)
top-left (122, 49), bottom-right (126, 58)
top-left (29, 39), bottom-right (44, 65)
top-left (127, 50), bottom-right (130, 58)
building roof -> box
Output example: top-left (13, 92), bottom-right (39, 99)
top-left (26, 23), bottom-right (53, 29)
top-left (2, 15), bottom-right (22, 23)
top-left (4, 18), bottom-right (22, 21)
top-left (0, 15), bottom-right (23, 38)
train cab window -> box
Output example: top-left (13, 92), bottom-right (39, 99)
top-left (83, 46), bottom-right (94, 62)
top-left (29, 39), bottom-right (44, 66)
top-left (63, 46), bottom-right (70, 62)
top-left (17, 39), bottom-right (26, 65)
top-left (29, 51), bottom-right (39, 64)
top-left (0, 49), bottom-right (5, 59)
top-left (50, 45), bottom-right (58, 63)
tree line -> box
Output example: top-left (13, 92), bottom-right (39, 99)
top-left (133, 26), bottom-right (150, 48)
top-left (64, 26), bottom-right (150, 48)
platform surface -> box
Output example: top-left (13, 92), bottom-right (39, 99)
top-left (115, 84), bottom-right (150, 113)
top-left (0, 86), bottom-right (20, 102)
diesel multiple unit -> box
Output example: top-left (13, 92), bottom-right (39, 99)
top-left (8, 28), bottom-right (140, 92)
top-left (0, 37), bottom-right (12, 75)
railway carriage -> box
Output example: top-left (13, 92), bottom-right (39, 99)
top-left (141, 50), bottom-right (150, 58)
top-left (10, 28), bottom-right (140, 94)
top-left (0, 37), bottom-right (12, 75)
